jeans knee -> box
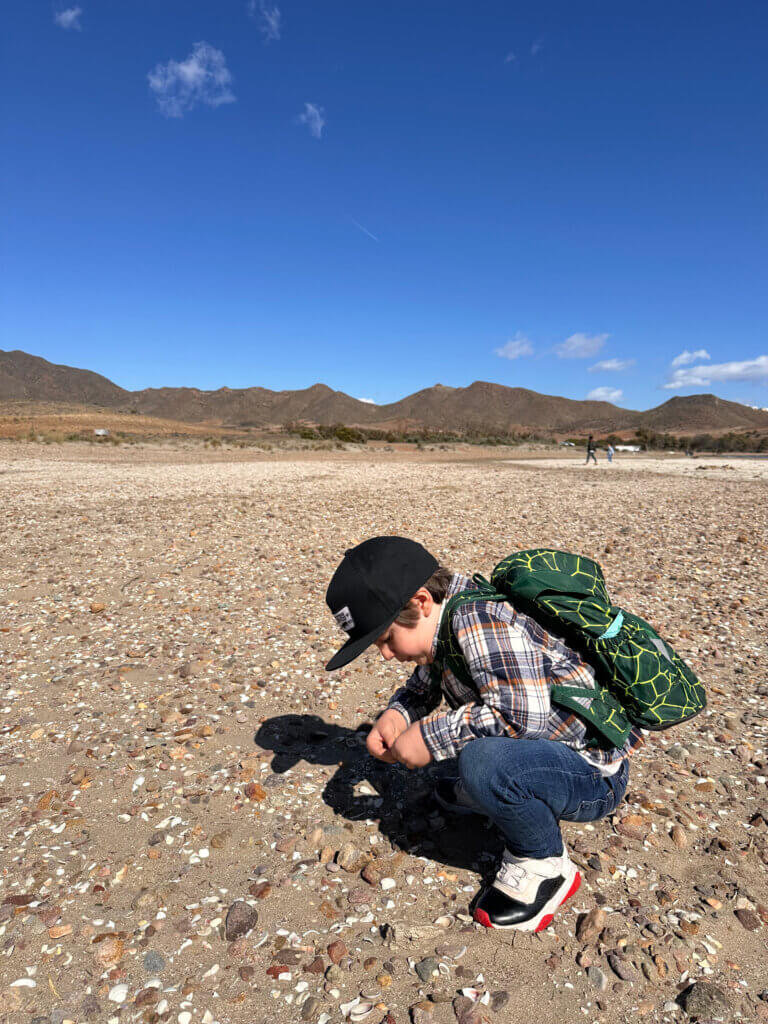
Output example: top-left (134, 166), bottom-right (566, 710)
top-left (459, 738), bottom-right (520, 802)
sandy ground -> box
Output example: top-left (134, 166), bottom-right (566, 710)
top-left (503, 455), bottom-right (768, 482)
top-left (0, 443), bottom-right (767, 1024)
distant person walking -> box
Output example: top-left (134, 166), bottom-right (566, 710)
top-left (585, 435), bottom-right (598, 465)
top-left (606, 444), bottom-right (615, 464)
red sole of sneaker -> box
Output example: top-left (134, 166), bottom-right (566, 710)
top-left (473, 871), bottom-right (582, 932)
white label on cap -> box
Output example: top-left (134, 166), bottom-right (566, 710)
top-left (333, 606), bottom-right (355, 632)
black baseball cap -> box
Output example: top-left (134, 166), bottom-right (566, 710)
top-left (325, 536), bottom-right (439, 671)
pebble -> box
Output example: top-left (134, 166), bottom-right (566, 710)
top-left (143, 950), bottom-right (166, 972)
top-left (587, 966), bottom-right (608, 992)
top-left (224, 900), bottom-right (258, 941)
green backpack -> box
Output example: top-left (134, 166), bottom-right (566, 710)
top-left (433, 548), bottom-right (706, 749)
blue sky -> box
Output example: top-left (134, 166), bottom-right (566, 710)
top-left (1, 1), bottom-right (766, 410)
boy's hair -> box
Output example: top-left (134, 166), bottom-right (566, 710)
top-left (395, 566), bottom-right (452, 627)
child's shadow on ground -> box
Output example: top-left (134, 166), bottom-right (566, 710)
top-left (254, 714), bottom-right (503, 877)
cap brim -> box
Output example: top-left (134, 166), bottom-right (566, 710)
top-left (325, 608), bottom-right (400, 671)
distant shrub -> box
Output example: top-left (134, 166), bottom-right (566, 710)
top-left (334, 425), bottom-right (366, 444)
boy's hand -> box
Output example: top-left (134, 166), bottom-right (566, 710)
top-left (390, 723), bottom-right (432, 770)
top-left (366, 709), bottom-right (408, 763)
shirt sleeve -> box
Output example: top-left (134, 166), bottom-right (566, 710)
top-left (418, 603), bottom-right (552, 761)
top-left (387, 664), bottom-right (443, 725)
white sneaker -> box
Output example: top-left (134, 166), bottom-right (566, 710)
top-left (473, 847), bottom-right (581, 932)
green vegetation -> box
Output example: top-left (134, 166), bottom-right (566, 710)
top-left (589, 429), bottom-right (768, 453)
top-left (282, 421), bottom-right (550, 447)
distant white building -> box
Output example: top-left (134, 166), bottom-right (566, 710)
top-left (615, 444), bottom-right (641, 452)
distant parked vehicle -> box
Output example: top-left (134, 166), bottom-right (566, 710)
top-left (94, 428), bottom-right (110, 438)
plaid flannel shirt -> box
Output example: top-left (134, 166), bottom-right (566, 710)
top-left (388, 573), bottom-right (644, 768)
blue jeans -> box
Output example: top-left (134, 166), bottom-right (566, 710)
top-left (458, 737), bottom-right (630, 859)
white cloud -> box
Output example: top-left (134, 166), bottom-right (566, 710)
top-left (495, 332), bottom-right (533, 360)
top-left (504, 51), bottom-right (517, 63)
top-left (556, 332), bottom-right (609, 358)
top-left (148, 42), bottom-right (235, 118)
top-left (248, 0), bottom-right (281, 41)
top-left (356, 397), bottom-right (377, 405)
top-left (298, 102), bottom-right (325, 139)
top-left (530, 39), bottom-right (543, 56)
top-left (54, 7), bottom-right (82, 30)
top-left (587, 386), bottom-right (623, 403)
top-left (588, 358), bottom-right (635, 373)
top-left (670, 348), bottom-right (710, 368)
top-left (662, 355), bottom-right (768, 390)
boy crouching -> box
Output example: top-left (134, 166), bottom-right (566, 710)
top-left (325, 536), bottom-right (642, 932)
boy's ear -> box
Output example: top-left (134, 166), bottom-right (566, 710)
top-left (414, 587), bottom-right (434, 615)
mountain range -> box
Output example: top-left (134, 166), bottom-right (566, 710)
top-left (2, 349), bottom-right (767, 436)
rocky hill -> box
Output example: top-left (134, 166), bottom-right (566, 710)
top-left (2, 349), bottom-right (767, 435)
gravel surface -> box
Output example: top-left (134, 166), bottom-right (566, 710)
top-left (1, 444), bottom-right (766, 1024)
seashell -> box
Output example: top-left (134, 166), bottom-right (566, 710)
top-left (460, 988), bottom-right (482, 1001)
top-left (433, 915), bottom-right (453, 928)
top-left (340, 997), bottom-right (361, 1016)
top-left (350, 1003), bottom-right (375, 1022)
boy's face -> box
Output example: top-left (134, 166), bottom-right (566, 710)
top-left (373, 589), bottom-right (439, 666)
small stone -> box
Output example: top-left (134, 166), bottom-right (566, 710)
top-left (577, 907), bottom-right (606, 945)
top-left (301, 996), bottom-right (321, 1020)
top-left (490, 991), bottom-right (509, 1011)
top-left (587, 966), bottom-right (609, 992)
top-left (249, 881), bottom-right (272, 899)
top-left (243, 782), bottom-right (266, 801)
top-left (78, 995), bottom-right (101, 1019)
top-left (225, 900), bottom-right (259, 941)
top-left (325, 964), bottom-right (344, 984)
top-left (361, 861), bottom-right (382, 885)
top-left (670, 825), bottom-right (688, 849)
top-left (607, 953), bottom-right (636, 981)
top-left (135, 987), bottom-right (160, 1006)
top-left (615, 814), bottom-right (648, 841)
top-left (415, 957), bottom-right (439, 983)
top-left (337, 842), bottom-right (361, 872)
top-left (410, 1001), bottom-right (434, 1023)
top-left (680, 982), bottom-right (732, 1020)
top-left (327, 939), bottom-right (348, 964)
top-left (735, 908), bottom-right (761, 931)
top-left (143, 950), bottom-right (166, 972)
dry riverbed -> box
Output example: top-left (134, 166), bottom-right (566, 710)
top-left (0, 443), bottom-right (766, 1024)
